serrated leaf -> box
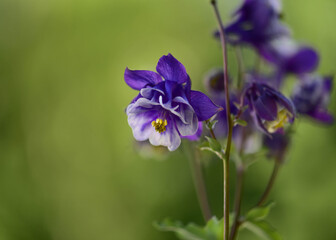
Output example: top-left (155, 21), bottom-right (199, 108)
top-left (242, 220), bottom-right (282, 240)
top-left (246, 202), bottom-right (275, 221)
top-left (205, 136), bottom-right (222, 152)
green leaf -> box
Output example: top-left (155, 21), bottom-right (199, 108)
top-left (234, 119), bottom-right (247, 127)
top-left (242, 148), bottom-right (267, 169)
top-left (242, 220), bottom-right (282, 240)
top-left (154, 216), bottom-right (234, 240)
top-left (206, 120), bottom-right (218, 130)
top-left (246, 202), bottom-right (275, 221)
top-left (154, 217), bottom-right (221, 240)
top-left (205, 136), bottom-right (222, 152)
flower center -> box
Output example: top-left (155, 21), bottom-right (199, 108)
top-left (152, 118), bottom-right (168, 133)
top-left (265, 109), bottom-right (292, 133)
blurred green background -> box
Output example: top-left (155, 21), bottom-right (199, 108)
top-left (0, 0), bottom-right (335, 239)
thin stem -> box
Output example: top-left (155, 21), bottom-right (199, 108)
top-left (229, 128), bottom-right (248, 240)
top-left (210, 1), bottom-right (233, 240)
top-left (188, 146), bottom-right (212, 221)
top-left (256, 160), bottom-right (281, 207)
top-left (235, 46), bottom-right (245, 89)
top-left (223, 152), bottom-right (229, 239)
top-left (206, 120), bottom-right (218, 140)
top-left (209, 128), bottom-right (217, 140)
top-left (229, 164), bottom-right (244, 240)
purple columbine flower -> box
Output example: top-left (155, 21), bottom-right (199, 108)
top-left (220, 0), bottom-right (289, 48)
top-left (244, 80), bottom-right (296, 135)
top-left (259, 37), bottom-right (319, 79)
top-left (291, 75), bottom-right (334, 124)
top-left (125, 54), bottom-right (221, 151)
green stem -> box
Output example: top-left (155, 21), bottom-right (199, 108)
top-left (229, 128), bottom-right (248, 240)
top-left (234, 46), bottom-right (245, 89)
top-left (256, 160), bottom-right (281, 206)
top-left (188, 146), bottom-right (212, 221)
top-left (210, 1), bottom-right (233, 240)
top-left (229, 163), bottom-right (244, 240)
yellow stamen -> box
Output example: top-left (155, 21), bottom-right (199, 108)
top-left (151, 118), bottom-right (168, 133)
top-left (265, 109), bottom-right (292, 133)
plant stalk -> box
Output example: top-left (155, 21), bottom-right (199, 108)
top-left (256, 160), bottom-right (281, 206)
top-left (210, 1), bottom-right (233, 239)
top-left (229, 164), bottom-right (244, 240)
top-left (188, 147), bottom-right (212, 221)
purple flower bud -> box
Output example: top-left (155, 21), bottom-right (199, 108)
top-left (203, 69), bottom-right (238, 138)
top-left (204, 68), bottom-right (225, 95)
top-left (125, 54), bottom-right (221, 151)
top-left (291, 75), bottom-right (334, 124)
top-left (245, 80), bottom-right (296, 135)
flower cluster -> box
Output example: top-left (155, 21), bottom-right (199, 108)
top-left (123, 1), bottom-right (334, 239)
top-left (208, 0), bottom-right (333, 159)
top-left (125, 0), bottom-right (333, 157)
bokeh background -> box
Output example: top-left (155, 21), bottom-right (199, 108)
top-left (0, 0), bottom-right (335, 239)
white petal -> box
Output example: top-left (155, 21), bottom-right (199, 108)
top-left (128, 112), bottom-right (156, 141)
top-left (140, 88), bottom-right (165, 99)
top-left (148, 118), bottom-right (181, 151)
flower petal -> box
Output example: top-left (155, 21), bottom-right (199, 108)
top-left (124, 68), bottom-right (162, 90)
top-left (127, 108), bottom-right (158, 141)
top-left (189, 90), bottom-right (222, 121)
top-left (271, 90), bottom-right (296, 119)
top-left (126, 98), bottom-right (162, 141)
top-left (285, 47), bottom-right (319, 74)
top-left (149, 116), bottom-right (181, 151)
top-left (140, 87), bottom-right (165, 99)
top-left (173, 97), bottom-right (199, 136)
top-left (323, 76), bottom-right (333, 93)
top-left (253, 94), bottom-right (278, 121)
top-left (156, 54), bottom-right (189, 83)
top-left (308, 110), bottom-right (334, 124)
top-left (182, 122), bottom-right (203, 141)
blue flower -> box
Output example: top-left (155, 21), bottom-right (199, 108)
top-left (291, 75), bottom-right (334, 124)
top-left (259, 37), bottom-right (319, 80)
top-left (220, 0), bottom-right (289, 48)
top-left (244, 80), bottom-right (296, 135)
top-left (125, 54), bottom-right (221, 151)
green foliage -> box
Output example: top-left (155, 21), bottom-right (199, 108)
top-left (245, 202), bottom-right (275, 221)
top-left (154, 216), bottom-right (234, 240)
top-left (234, 119), bottom-right (247, 127)
top-left (204, 137), bottom-right (222, 152)
top-left (241, 202), bottom-right (282, 240)
top-left (154, 217), bottom-right (222, 240)
top-left (241, 221), bottom-right (282, 240)
top-left (206, 119), bottom-right (218, 131)
top-left (199, 137), bottom-right (224, 160)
